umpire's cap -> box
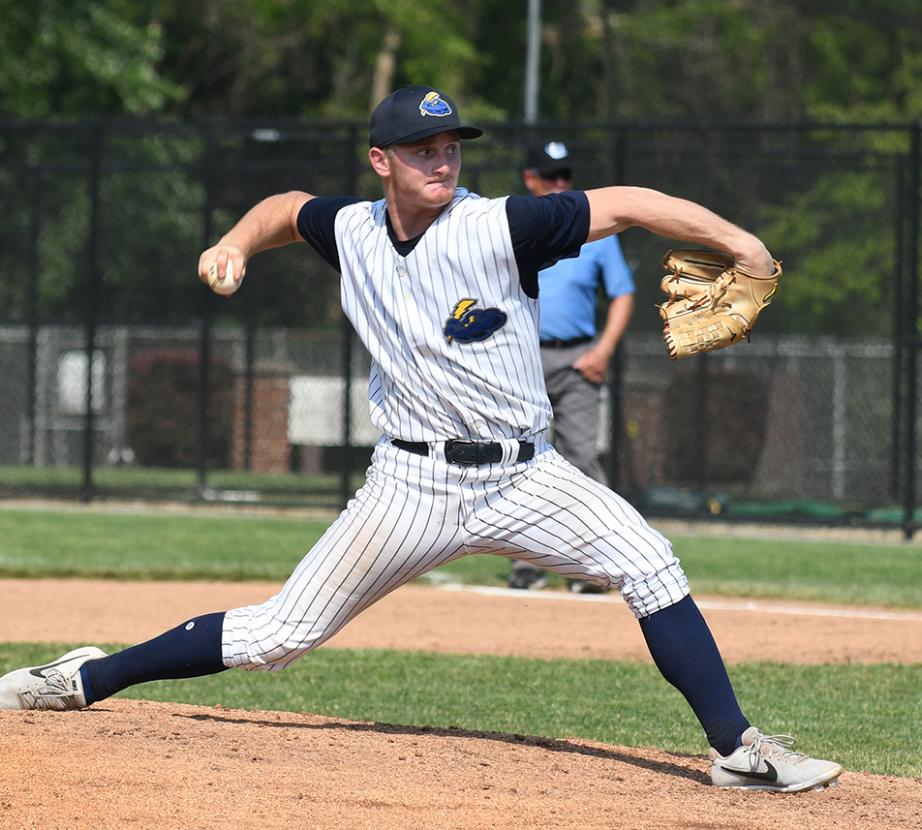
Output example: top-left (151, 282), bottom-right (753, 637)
top-left (525, 141), bottom-right (573, 179)
top-left (369, 85), bottom-right (483, 148)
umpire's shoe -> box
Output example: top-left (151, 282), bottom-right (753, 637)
top-left (507, 566), bottom-right (547, 590)
top-left (710, 727), bottom-right (843, 793)
top-left (0, 646), bottom-right (105, 710)
top-left (568, 579), bottom-right (610, 594)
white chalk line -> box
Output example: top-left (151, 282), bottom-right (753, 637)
top-left (435, 583), bottom-right (922, 622)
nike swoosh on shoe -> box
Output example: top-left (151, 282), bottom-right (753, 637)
top-left (720, 760), bottom-right (778, 783)
top-left (29, 656), bottom-right (84, 678)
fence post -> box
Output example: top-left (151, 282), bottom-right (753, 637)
top-left (197, 126), bottom-right (216, 498)
top-left (903, 123), bottom-right (921, 539)
top-left (243, 313), bottom-right (255, 471)
top-left (892, 158), bottom-right (905, 500)
top-left (26, 147), bottom-right (42, 466)
top-left (694, 354), bottom-right (710, 491)
top-left (340, 300), bottom-right (354, 509)
top-left (340, 124), bottom-right (359, 510)
top-left (82, 124), bottom-right (103, 502)
top-left (606, 125), bottom-right (628, 490)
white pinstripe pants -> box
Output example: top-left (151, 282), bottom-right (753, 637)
top-left (222, 435), bottom-right (689, 671)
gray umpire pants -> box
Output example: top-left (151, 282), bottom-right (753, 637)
top-left (512, 341), bottom-right (608, 575)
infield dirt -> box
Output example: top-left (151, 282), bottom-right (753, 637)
top-left (1, 579), bottom-right (920, 829)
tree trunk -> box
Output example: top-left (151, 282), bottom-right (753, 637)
top-left (371, 28), bottom-right (402, 113)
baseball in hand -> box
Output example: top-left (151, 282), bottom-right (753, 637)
top-left (208, 259), bottom-right (241, 296)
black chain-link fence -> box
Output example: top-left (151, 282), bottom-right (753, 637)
top-left (0, 120), bottom-right (919, 533)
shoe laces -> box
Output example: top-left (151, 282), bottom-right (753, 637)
top-left (38, 669), bottom-right (69, 695)
top-left (26, 668), bottom-right (78, 708)
top-left (748, 732), bottom-right (806, 768)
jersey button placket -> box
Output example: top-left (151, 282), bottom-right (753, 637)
top-left (396, 258), bottom-right (410, 299)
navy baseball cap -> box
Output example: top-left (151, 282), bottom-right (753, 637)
top-left (369, 85), bottom-right (483, 148)
top-left (525, 141), bottom-right (573, 179)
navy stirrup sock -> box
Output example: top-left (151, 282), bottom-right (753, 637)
top-left (639, 595), bottom-right (749, 756)
top-left (80, 612), bottom-right (228, 705)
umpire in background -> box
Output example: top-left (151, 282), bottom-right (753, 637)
top-left (508, 141), bottom-right (634, 593)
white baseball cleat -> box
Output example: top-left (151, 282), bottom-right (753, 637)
top-left (710, 727), bottom-right (843, 793)
top-left (0, 646), bottom-right (106, 711)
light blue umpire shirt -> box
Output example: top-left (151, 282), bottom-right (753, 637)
top-left (538, 236), bottom-right (635, 342)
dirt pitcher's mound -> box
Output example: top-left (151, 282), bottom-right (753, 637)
top-left (4, 579), bottom-right (922, 664)
top-left (1, 700), bottom-right (919, 830)
top-left (3, 577), bottom-right (922, 828)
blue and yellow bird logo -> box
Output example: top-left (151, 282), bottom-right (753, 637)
top-left (419, 91), bottom-right (452, 117)
top-left (444, 298), bottom-right (507, 344)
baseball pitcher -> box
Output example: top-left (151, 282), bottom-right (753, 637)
top-left (0, 85), bottom-right (834, 794)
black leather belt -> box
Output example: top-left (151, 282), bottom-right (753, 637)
top-left (392, 438), bottom-right (535, 465)
top-left (539, 336), bottom-right (592, 349)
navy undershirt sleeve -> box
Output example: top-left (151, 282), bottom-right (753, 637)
top-left (505, 190), bottom-right (591, 298)
top-left (296, 197), bottom-right (362, 273)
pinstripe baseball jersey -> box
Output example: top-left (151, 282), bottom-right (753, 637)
top-left (298, 187), bottom-right (590, 442)
top-left (221, 186), bottom-right (690, 674)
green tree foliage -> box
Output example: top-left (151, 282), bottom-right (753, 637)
top-left (1, 0), bottom-right (919, 337)
top-left (0, 0), bottom-right (182, 117)
top-left (760, 171), bottom-right (897, 336)
top-left (127, 0), bottom-right (487, 119)
top-left (530, 0), bottom-right (922, 123)
top-left (2, 1), bottom-right (920, 123)
top-left (805, 0), bottom-right (922, 122)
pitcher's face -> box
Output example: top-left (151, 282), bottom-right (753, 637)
top-left (372, 131), bottom-right (462, 211)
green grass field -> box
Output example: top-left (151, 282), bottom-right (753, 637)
top-left (1, 506), bottom-right (920, 778)
top-left (0, 465), bottom-right (367, 509)
top-left (0, 643), bottom-right (918, 777)
top-left (0, 464), bottom-right (365, 494)
top-left (1, 507), bottom-right (920, 608)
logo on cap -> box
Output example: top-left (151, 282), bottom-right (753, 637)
top-left (420, 91), bottom-right (452, 117)
top-left (544, 141), bottom-right (569, 160)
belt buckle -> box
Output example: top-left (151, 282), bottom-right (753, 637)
top-left (445, 439), bottom-right (533, 465)
top-left (445, 440), bottom-right (472, 465)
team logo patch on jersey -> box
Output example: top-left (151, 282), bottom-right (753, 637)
top-left (444, 298), bottom-right (507, 344)
top-left (419, 91), bottom-right (452, 117)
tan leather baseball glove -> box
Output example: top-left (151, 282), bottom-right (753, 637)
top-left (657, 249), bottom-right (782, 360)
